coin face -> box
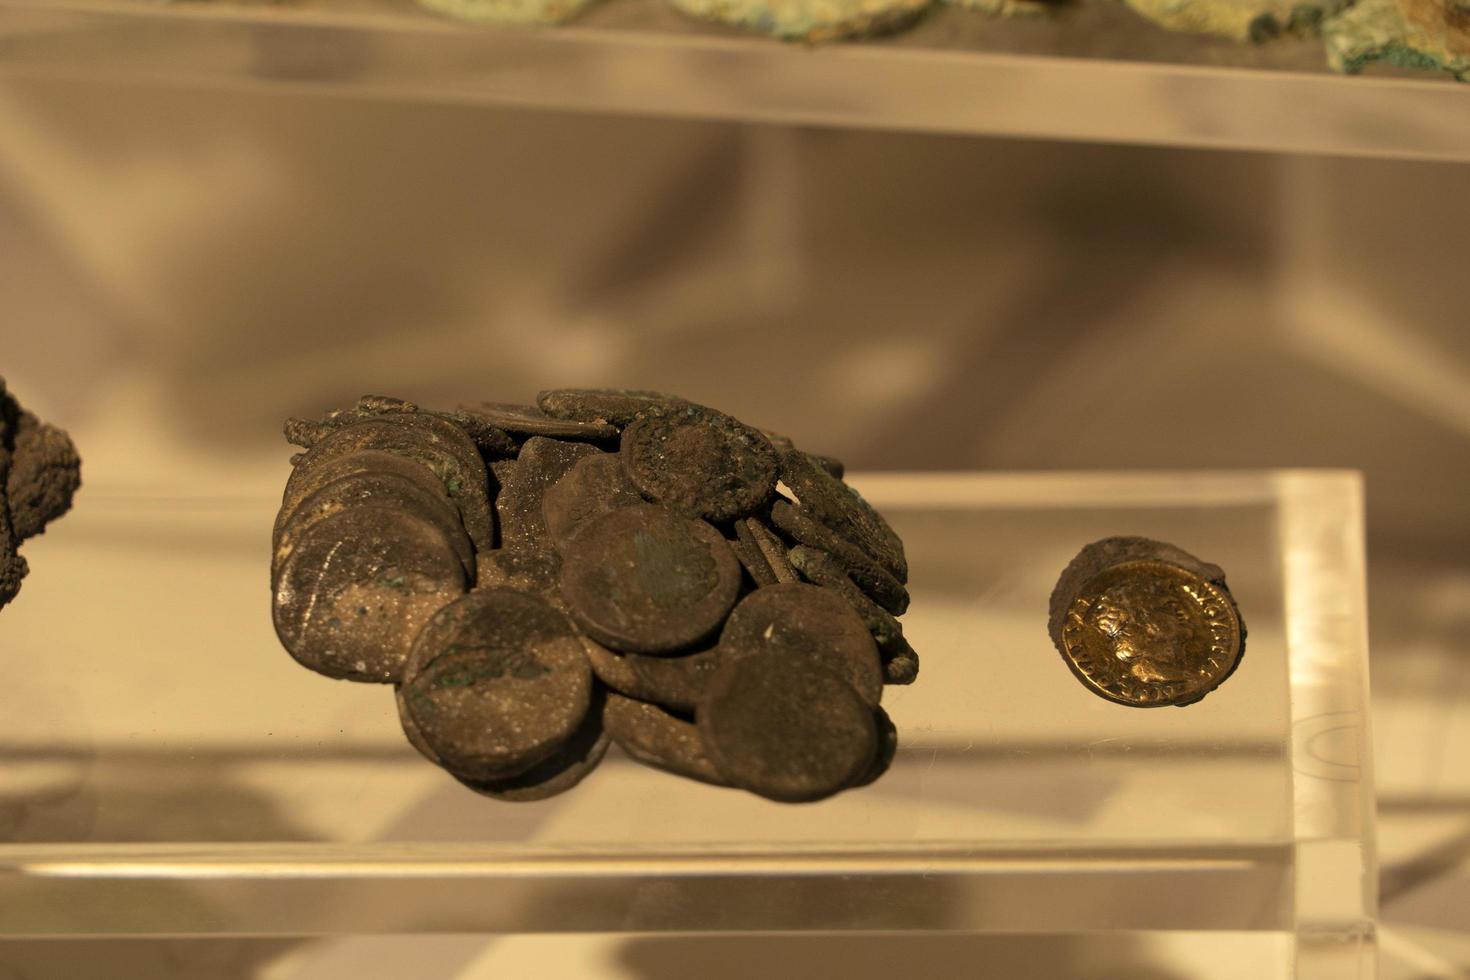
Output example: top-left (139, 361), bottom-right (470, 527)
top-left (454, 688), bottom-right (610, 802)
top-left (541, 451), bottom-right (644, 550)
top-left (1060, 560), bottom-right (1242, 707)
top-left (698, 653), bottom-right (877, 803)
top-left (400, 589), bottom-right (592, 779)
top-left (559, 504), bottom-right (741, 654)
top-left (719, 583), bottom-right (883, 707)
top-left (621, 404), bottom-right (778, 523)
top-left (495, 436), bottom-right (599, 551)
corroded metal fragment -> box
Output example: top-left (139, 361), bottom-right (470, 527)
top-left (0, 379), bottom-right (79, 612)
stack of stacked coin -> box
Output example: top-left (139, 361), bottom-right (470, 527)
top-left (272, 391), bottom-right (919, 803)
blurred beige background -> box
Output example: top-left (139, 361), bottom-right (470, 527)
top-left (0, 75), bottom-right (1466, 977)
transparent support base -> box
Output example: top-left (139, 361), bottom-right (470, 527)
top-left (0, 0), bottom-right (1468, 161)
top-left (0, 471), bottom-right (1374, 976)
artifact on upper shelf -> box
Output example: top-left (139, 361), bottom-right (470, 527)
top-left (1322, 0), bottom-right (1469, 79)
top-left (944, 0), bottom-right (1063, 18)
top-left (1120, 0), bottom-right (1346, 42)
top-left (0, 378), bottom-right (80, 613)
top-left (271, 390), bottom-right (919, 803)
top-left (666, 0), bottom-right (935, 42)
top-left (1047, 536), bottom-right (1245, 708)
top-left (415, 0), bottom-right (601, 24)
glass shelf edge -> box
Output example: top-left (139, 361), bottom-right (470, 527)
top-left (2, 0), bottom-right (1469, 162)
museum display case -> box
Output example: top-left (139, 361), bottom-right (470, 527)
top-left (0, 470), bottom-right (1374, 977)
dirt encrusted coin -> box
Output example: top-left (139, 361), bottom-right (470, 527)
top-left (621, 403), bottom-right (778, 523)
top-left (779, 448), bottom-right (907, 583)
top-left (541, 451), bottom-right (644, 550)
top-left (400, 589), bottom-right (592, 779)
top-left (560, 503), bottom-right (741, 654)
top-left (604, 692), bottom-right (726, 785)
top-left (537, 388), bottom-right (687, 426)
top-left (1048, 537), bottom-right (1245, 708)
top-left (699, 653), bottom-right (878, 803)
top-left (273, 506), bottom-right (468, 683)
top-left (719, 583), bottom-right (883, 707)
top-left (271, 392), bottom-right (920, 803)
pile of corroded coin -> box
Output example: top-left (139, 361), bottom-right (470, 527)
top-left (272, 391), bottom-right (918, 803)
top-left (1, 377), bottom-right (80, 612)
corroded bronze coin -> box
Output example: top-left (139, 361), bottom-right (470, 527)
top-left (604, 692), bottom-right (726, 785)
top-left (541, 451), bottom-right (644, 550)
top-left (734, 516), bottom-right (797, 585)
top-left (580, 636), bottom-right (722, 713)
top-left (455, 687), bottom-right (610, 802)
top-left (537, 388), bottom-right (687, 426)
top-left (770, 499), bottom-right (908, 614)
top-left (273, 469), bottom-right (475, 586)
top-left (400, 589), bottom-right (592, 779)
top-left (719, 582), bottom-right (883, 707)
top-left (291, 417), bottom-right (494, 551)
top-left (495, 436), bottom-right (599, 551)
top-left (559, 504), bottom-right (741, 654)
top-left (272, 506), bottom-right (468, 683)
top-left (699, 653), bottom-right (877, 803)
top-left (850, 704), bottom-right (898, 789)
top-left (778, 449), bottom-right (906, 584)
top-left (276, 449), bottom-right (453, 546)
top-left (621, 404), bottom-right (778, 523)
top-left (458, 401), bottom-right (620, 444)
top-left (787, 545), bottom-right (917, 685)
top-left (475, 547), bottom-right (564, 608)
top-left (1050, 538), bottom-right (1245, 708)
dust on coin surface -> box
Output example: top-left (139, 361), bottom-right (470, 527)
top-left (559, 503), bottom-right (741, 654)
top-left (621, 403), bottom-right (778, 523)
top-left (537, 388), bottom-right (687, 426)
top-left (400, 589), bottom-right (592, 779)
top-left (604, 693), bottom-right (726, 785)
top-left (778, 449), bottom-right (906, 584)
top-left (580, 636), bottom-right (722, 713)
top-left (542, 451), bottom-right (644, 550)
top-left (458, 401), bottom-right (619, 443)
top-left (455, 686), bottom-right (610, 802)
top-left (274, 469), bottom-right (475, 585)
top-left (495, 436), bottom-right (599, 551)
top-left (699, 653), bottom-right (877, 803)
top-left (771, 499), bottom-right (908, 614)
top-left (273, 506), bottom-right (467, 683)
top-left (719, 582), bottom-right (883, 707)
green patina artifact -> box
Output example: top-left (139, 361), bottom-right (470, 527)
top-left (271, 391), bottom-right (920, 803)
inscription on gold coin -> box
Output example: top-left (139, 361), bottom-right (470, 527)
top-left (1060, 559), bottom-right (1242, 708)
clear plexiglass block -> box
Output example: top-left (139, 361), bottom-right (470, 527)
top-left (0, 470), bottom-right (1374, 977)
top-left (1, 0), bottom-right (1469, 162)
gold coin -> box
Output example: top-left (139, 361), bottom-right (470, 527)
top-left (1060, 560), bottom-right (1242, 708)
